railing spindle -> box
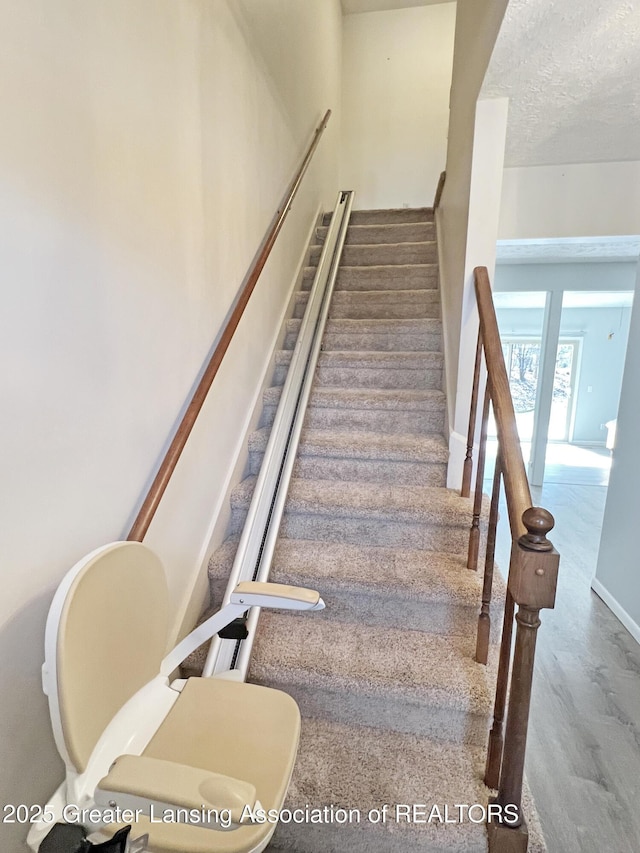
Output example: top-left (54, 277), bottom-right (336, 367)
top-left (476, 448), bottom-right (501, 665)
top-left (467, 380), bottom-right (490, 570)
top-left (461, 332), bottom-right (483, 498)
top-left (484, 586), bottom-right (514, 790)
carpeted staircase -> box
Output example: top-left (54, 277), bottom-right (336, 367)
top-left (185, 207), bottom-right (545, 852)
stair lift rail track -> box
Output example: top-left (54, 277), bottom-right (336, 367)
top-left (203, 190), bottom-right (355, 679)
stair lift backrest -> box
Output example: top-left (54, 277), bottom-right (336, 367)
top-left (46, 542), bottom-right (170, 773)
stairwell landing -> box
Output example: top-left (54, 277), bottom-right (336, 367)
top-left (187, 207), bottom-right (545, 852)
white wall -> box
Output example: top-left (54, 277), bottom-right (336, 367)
top-left (499, 161), bottom-right (640, 239)
top-left (594, 261), bottom-right (640, 646)
top-left (443, 96), bottom-right (509, 486)
top-left (0, 1), bottom-right (341, 848)
top-left (341, 3), bottom-right (456, 209)
top-left (436, 0), bottom-right (509, 484)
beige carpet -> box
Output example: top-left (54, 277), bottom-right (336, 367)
top-left (184, 207), bottom-right (546, 852)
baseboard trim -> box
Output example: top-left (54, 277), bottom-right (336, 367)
top-left (570, 440), bottom-right (607, 448)
top-left (435, 205), bottom-right (455, 437)
top-left (591, 578), bottom-right (640, 646)
top-left (447, 430), bottom-right (468, 490)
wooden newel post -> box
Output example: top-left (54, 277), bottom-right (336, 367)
top-left (488, 507), bottom-right (559, 853)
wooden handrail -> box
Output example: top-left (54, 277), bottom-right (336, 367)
top-left (434, 170), bottom-right (446, 209)
top-left (127, 109), bottom-right (332, 542)
top-left (474, 266), bottom-right (531, 540)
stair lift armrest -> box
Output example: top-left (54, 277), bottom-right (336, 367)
top-left (230, 581), bottom-right (325, 611)
top-left (160, 583), bottom-right (324, 676)
top-left (95, 755), bottom-right (257, 827)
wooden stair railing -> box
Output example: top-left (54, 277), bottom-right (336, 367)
top-left (434, 170), bottom-right (446, 210)
top-left (126, 109), bottom-right (331, 543)
top-left (464, 267), bottom-right (560, 852)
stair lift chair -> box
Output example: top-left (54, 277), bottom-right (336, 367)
top-left (28, 541), bottom-right (325, 853)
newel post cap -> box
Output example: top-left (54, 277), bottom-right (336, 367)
top-left (519, 507), bottom-right (555, 552)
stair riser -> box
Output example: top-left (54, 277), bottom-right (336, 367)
top-left (324, 208), bottom-right (434, 225)
top-left (302, 265), bottom-right (438, 291)
top-left (316, 223), bottom-right (435, 245)
top-left (295, 295), bottom-right (440, 321)
top-left (284, 329), bottom-right (442, 352)
top-left (273, 363), bottom-right (442, 391)
top-left (248, 673), bottom-right (490, 747)
top-left (230, 506), bottom-right (472, 552)
top-left (249, 452), bottom-right (447, 486)
top-left (310, 243), bottom-right (437, 266)
top-left (260, 403), bottom-right (445, 434)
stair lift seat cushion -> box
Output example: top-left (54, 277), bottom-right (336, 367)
top-left (102, 678), bottom-right (301, 853)
top-left (53, 542), bottom-right (170, 773)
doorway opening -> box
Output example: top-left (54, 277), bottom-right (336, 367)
top-left (485, 282), bottom-right (634, 488)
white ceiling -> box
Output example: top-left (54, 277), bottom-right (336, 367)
top-left (482, 0), bottom-right (640, 167)
top-left (341, 0), bottom-right (453, 15)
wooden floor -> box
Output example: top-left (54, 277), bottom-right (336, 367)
top-left (486, 439), bottom-right (612, 487)
top-left (489, 480), bottom-right (640, 853)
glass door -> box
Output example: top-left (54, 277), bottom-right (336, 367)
top-left (505, 340), bottom-right (542, 442)
top-left (548, 340), bottom-right (579, 441)
top-left (488, 338), bottom-right (542, 448)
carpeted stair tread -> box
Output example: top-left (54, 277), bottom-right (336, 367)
top-left (289, 717), bottom-right (487, 805)
top-left (202, 537), bottom-right (504, 642)
top-left (276, 349), bottom-right (443, 371)
top-left (212, 536), bottom-right (461, 588)
top-left (252, 612), bottom-right (495, 713)
top-left (269, 717), bottom-right (546, 853)
top-left (302, 263), bottom-right (439, 291)
top-left (230, 476), bottom-right (477, 530)
top-left (208, 538), bottom-right (502, 615)
top-left (250, 612), bottom-right (496, 724)
top-left (248, 427), bottom-right (449, 464)
top-left (316, 222), bottom-right (434, 245)
top-left (248, 426), bottom-right (447, 484)
top-left (274, 349), bottom-right (443, 390)
top-left (323, 207), bottom-right (434, 225)
top-left (261, 386), bottom-right (446, 434)
top-left (284, 317), bottom-right (442, 352)
top-left (309, 242), bottom-right (437, 267)
top-left (294, 289), bottom-right (440, 320)
top-left (263, 385), bottom-right (445, 412)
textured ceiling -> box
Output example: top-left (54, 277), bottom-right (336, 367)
top-left (482, 0), bottom-right (640, 166)
top-left (341, 0), bottom-right (453, 15)
top-left (497, 235), bottom-right (640, 263)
